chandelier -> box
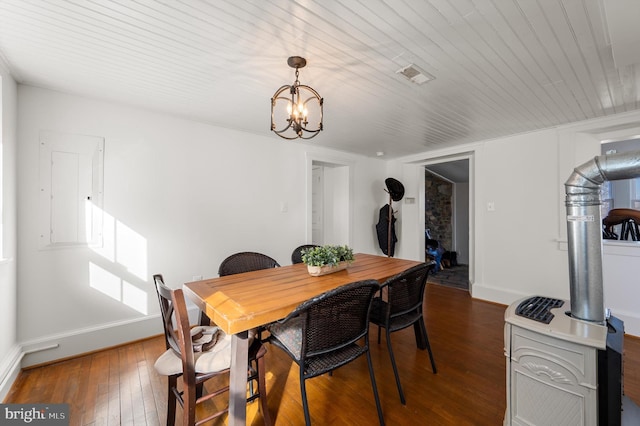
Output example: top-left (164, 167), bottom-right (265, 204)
top-left (271, 56), bottom-right (323, 140)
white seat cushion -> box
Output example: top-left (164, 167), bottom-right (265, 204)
top-left (154, 328), bottom-right (257, 376)
top-left (154, 348), bottom-right (185, 376)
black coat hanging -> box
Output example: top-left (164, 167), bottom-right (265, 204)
top-left (376, 204), bottom-right (397, 256)
top-left (376, 178), bottom-right (405, 257)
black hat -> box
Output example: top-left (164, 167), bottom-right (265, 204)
top-left (385, 178), bottom-right (405, 201)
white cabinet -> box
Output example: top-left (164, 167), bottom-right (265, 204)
top-left (38, 130), bottom-right (104, 249)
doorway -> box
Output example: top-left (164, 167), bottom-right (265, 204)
top-left (307, 158), bottom-right (351, 246)
top-left (424, 157), bottom-right (471, 290)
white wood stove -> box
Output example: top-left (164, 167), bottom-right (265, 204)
top-left (504, 296), bottom-right (606, 425)
top-left (504, 296), bottom-right (640, 425)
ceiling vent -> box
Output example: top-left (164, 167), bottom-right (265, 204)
top-left (396, 64), bottom-right (435, 85)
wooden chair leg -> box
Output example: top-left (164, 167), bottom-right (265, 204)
top-left (195, 383), bottom-right (204, 399)
top-left (256, 355), bottom-right (272, 426)
top-left (166, 375), bottom-right (177, 426)
top-left (182, 378), bottom-right (197, 426)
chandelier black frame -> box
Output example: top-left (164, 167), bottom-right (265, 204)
top-left (271, 56), bottom-right (323, 140)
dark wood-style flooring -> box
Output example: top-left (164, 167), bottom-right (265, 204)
top-left (6, 284), bottom-right (640, 425)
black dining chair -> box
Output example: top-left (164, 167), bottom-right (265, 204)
top-left (369, 262), bottom-right (437, 404)
top-left (266, 279), bottom-right (385, 425)
top-left (216, 251), bottom-right (280, 396)
top-left (290, 244), bottom-right (319, 264)
top-left (151, 274), bottom-right (271, 426)
top-left (199, 251), bottom-right (280, 327)
top-left (218, 251), bottom-right (280, 276)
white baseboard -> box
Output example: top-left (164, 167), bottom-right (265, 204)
top-left (18, 304), bottom-right (201, 368)
top-left (471, 282), bottom-right (527, 307)
top-left (0, 344), bottom-right (24, 401)
top-left (20, 315), bottom-right (163, 367)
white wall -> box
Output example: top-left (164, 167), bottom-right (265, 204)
top-left (454, 182), bottom-right (469, 264)
top-left (394, 110), bottom-right (640, 336)
top-left (16, 85), bottom-right (387, 366)
top-left (0, 59), bottom-right (19, 400)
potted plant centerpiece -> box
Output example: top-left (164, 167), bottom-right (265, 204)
top-left (301, 245), bottom-right (355, 276)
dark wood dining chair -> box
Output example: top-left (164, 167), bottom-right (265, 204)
top-left (266, 279), bottom-right (385, 425)
top-left (368, 262), bottom-right (437, 404)
top-left (218, 251), bottom-right (280, 276)
top-left (152, 274), bottom-right (271, 426)
top-left (290, 244), bottom-right (319, 264)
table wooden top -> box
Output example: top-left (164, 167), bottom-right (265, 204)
top-left (183, 253), bottom-right (423, 335)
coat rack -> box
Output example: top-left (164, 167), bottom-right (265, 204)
top-left (383, 178), bottom-right (404, 257)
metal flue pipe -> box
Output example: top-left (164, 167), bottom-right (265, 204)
top-left (565, 150), bottom-right (640, 323)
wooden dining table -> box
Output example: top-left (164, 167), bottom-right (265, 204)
top-left (182, 252), bottom-right (424, 425)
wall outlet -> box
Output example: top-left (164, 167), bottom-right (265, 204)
top-left (192, 275), bottom-right (203, 281)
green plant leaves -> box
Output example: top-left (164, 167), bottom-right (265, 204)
top-left (300, 245), bottom-right (354, 267)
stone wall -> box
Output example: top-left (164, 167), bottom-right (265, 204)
top-left (425, 169), bottom-right (452, 250)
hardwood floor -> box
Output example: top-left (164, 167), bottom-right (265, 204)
top-left (5, 284), bottom-right (640, 425)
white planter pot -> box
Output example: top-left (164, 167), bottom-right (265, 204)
top-left (306, 261), bottom-right (348, 276)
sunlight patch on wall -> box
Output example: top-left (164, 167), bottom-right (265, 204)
top-left (89, 262), bottom-right (121, 300)
top-left (91, 207), bottom-right (147, 280)
top-left (123, 281), bottom-right (147, 314)
top-left (91, 208), bottom-right (115, 262)
top-left (116, 221), bottom-right (147, 280)
top-left (87, 204), bottom-right (148, 313)
top-left (89, 262), bottom-right (148, 314)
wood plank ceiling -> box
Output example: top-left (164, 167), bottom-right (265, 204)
top-left (0, 0), bottom-right (638, 158)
